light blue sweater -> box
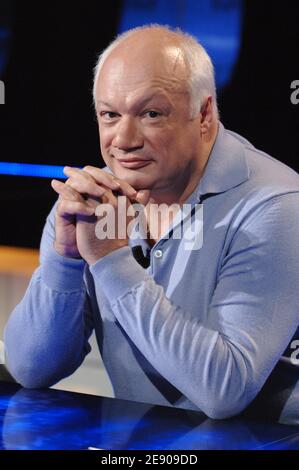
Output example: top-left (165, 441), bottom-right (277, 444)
top-left (4, 123), bottom-right (299, 422)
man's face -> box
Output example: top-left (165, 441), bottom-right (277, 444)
top-left (95, 42), bottom-right (202, 193)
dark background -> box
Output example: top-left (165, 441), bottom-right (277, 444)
top-left (0, 0), bottom-right (298, 248)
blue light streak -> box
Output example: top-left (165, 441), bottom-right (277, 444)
top-left (0, 162), bottom-right (67, 179)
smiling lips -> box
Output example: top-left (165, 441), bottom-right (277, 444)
top-left (116, 159), bottom-right (152, 169)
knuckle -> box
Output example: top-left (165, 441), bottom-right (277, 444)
top-left (57, 200), bottom-right (66, 213)
top-left (66, 177), bottom-right (75, 187)
top-left (83, 165), bottom-right (94, 172)
top-left (65, 179), bottom-right (73, 188)
top-left (67, 180), bottom-right (78, 191)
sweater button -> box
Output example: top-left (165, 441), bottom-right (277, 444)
top-left (154, 249), bottom-right (163, 259)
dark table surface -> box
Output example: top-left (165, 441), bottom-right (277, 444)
top-left (0, 381), bottom-right (299, 450)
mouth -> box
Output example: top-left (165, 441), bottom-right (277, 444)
top-left (116, 159), bottom-right (153, 169)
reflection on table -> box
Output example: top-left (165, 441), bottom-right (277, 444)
top-left (0, 381), bottom-right (299, 450)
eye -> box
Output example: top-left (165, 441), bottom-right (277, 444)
top-left (99, 111), bottom-right (119, 120)
top-left (143, 110), bottom-right (163, 120)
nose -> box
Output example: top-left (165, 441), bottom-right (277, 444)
top-left (112, 116), bottom-right (143, 152)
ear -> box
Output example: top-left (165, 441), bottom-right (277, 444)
top-left (199, 96), bottom-right (214, 135)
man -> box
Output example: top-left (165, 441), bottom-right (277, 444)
top-left (4, 25), bottom-right (299, 422)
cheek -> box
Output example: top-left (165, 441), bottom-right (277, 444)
top-left (151, 132), bottom-right (184, 164)
top-left (146, 129), bottom-right (173, 157)
top-left (99, 133), bottom-right (113, 158)
top-left (98, 124), bottom-right (112, 143)
top-left (98, 134), bottom-right (113, 167)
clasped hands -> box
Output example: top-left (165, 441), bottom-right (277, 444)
top-left (51, 166), bottom-right (150, 265)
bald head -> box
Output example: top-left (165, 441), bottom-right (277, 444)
top-left (104, 26), bottom-right (187, 77)
top-left (97, 30), bottom-right (188, 105)
top-left (107, 25), bottom-right (186, 60)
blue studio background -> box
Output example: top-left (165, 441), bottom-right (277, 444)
top-left (0, 0), bottom-right (298, 247)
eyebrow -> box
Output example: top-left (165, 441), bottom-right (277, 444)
top-left (96, 93), bottom-right (171, 111)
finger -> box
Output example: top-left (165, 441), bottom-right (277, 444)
top-left (90, 188), bottom-right (118, 207)
top-left (52, 179), bottom-right (99, 213)
top-left (73, 166), bottom-right (122, 191)
top-left (112, 179), bottom-right (139, 200)
top-left (64, 167), bottom-right (106, 198)
top-left (82, 165), bottom-right (137, 198)
top-left (51, 179), bottom-right (85, 202)
top-left (57, 199), bottom-right (95, 217)
top-left (63, 166), bottom-right (94, 181)
top-left (65, 174), bottom-right (106, 199)
top-left (134, 189), bottom-right (151, 205)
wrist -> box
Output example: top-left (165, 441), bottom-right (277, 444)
top-left (54, 241), bottom-right (82, 260)
top-left (85, 242), bottom-right (128, 266)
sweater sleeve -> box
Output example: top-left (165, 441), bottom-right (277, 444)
top-left (89, 193), bottom-right (299, 419)
top-left (4, 202), bottom-right (94, 388)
